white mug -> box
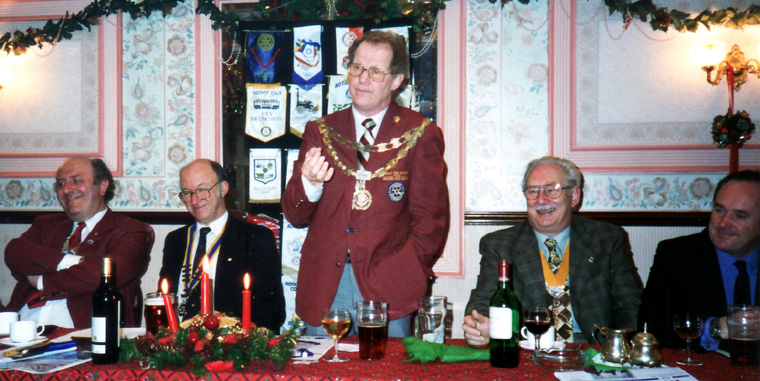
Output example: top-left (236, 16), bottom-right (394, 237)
top-left (0, 312), bottom-right (19, 335)
top-left (9, 321), bottom-right (45, 343)
top-left (521, 326), bottom-right (556, 350)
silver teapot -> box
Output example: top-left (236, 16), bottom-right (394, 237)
top-left (628, 324), bottom-right (663, 367)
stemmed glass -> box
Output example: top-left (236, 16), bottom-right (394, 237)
top-left (523, 307), bottom-right (552, 359)
top-left (321, 308), bottom-right (352, 362)
top-left (673, 314), bottom-right (704, 366)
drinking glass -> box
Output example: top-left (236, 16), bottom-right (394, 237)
top-left (673, 314), bottom-right (704, 366)
top-left (523, 307), bottom-right (552, 359)
top-left (321, 308), bottom-right (352, 362)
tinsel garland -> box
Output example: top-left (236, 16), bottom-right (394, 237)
top-left (2, 0), bottom-right (760, 56)
top-left (119, 314), bottom-right (300, 377)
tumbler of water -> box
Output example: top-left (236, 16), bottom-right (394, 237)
top-left (417, 296), bottom-right (447, 343)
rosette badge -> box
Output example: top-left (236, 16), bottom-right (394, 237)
top-left (711, 110), bottom-right (755, 148)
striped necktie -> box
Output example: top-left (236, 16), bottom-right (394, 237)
top-left (358, 118), bottom-right (376, 169)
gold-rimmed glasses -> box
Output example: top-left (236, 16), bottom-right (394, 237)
top-left (523, 183), bottom-right (573, 200)
top-left (347, 63), bottom-right (393, 82)
top-left (178, 182), bottom-right (221, 203)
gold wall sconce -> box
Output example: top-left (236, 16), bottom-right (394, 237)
top-left (0, 64), bottom-right (11, 89)
top-left (691, 42), bottom-right (760, 91)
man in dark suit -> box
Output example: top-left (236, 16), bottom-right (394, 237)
top-left (639, 170), bottom-right (760, 350)
top-left (282, 30), bottom-right (449, 337)
top-left (3, 157), bottom-right (154, 328)
top-left (159, 159), bottom-right (285, 332)
top-left (463, 156), bottom-right (641, 345)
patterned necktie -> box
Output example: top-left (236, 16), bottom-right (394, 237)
top-left (192, 227), bottom-right (212, 273)
top-left (545, 238), bottom-right (562, 274)
top-left (357, 118), bottom-right (376, 169)
top-left (68, 222), bottom-right (86, 251)
top-left (734, 260), bottom-right (752, 305)
top-left (27, 222), bottom-right (87, 309)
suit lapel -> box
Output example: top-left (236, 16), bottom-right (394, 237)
top-left (511, 222), bottom-right (546, 307)
top-left (214, 218), bottom-right (237, 279)
top-left (568, 217), bottom-right (593, 299)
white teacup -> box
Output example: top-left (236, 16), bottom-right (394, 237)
top-left (0, 312), bottom-right (19, 335)
top-left (521, 326), bottom-right (556, 349)
top-left (9, 320), bottom-right (44, 343)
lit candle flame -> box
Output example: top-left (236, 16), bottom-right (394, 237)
top-left (244, 273), bottom-right (250, 290)
top-left (202, 255), bottom-right (209, 273)
top-left (161, 278), bottom-right (169, 294)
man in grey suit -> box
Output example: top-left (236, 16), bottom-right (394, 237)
top-left (463, 156), bottom-right (642, 345)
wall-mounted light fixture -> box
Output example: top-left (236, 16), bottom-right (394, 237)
top-left (691, 42), bottom-right (760, 91)
top-left (0, 64), bottom-right (11, 89)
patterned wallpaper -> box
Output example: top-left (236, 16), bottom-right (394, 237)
top-left (465, 0), bottom-right (743, 212)
top-left (0, 1), bottom-right (197, 211)
top-left (0, 0), bottom-right (751, 212)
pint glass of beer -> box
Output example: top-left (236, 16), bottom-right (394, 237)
top-left (355, 301), bottom-right (388, 360)
top-left (144, 292), bottom-right (176, 335)
top-left (727, 305), bottom-right (760, 367)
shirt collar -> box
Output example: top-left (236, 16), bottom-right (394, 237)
top-left (716, 244), bottom-right (760, 275)
top-left (196, 211), bottom-right (229, 235)
top-left (352, 106), bottom-right (388, 136)
top-left (534, 226), bottom-right (571, 259)
top-left (80, 208), bottom-right (107, 232)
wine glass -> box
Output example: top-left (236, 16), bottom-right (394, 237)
top-left (321, 308), bottom-right (352, 362)
top-left (523, 307), bottom-right (552, 359)
top-left (673, 314), bottom-right (704, 366)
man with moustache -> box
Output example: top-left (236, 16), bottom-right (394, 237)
top-left (3, 157), bottom-right (154, 328)
top-left (639, 170), bottom-right (760, 350)
top-left (282, 31), bottom-right (449, 337)
top-left (159, 159), bottom-right (285, 332)
top-left (463, 156), bottom-right (641, 345)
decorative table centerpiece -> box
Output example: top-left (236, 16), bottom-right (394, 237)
top-left (119, 314), bottom-right (300, 376)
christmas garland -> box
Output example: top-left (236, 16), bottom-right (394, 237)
top-left (711, 110), bottom-right (756, 148)
top-left (2, 0), bottom-right (759, 55)
top-left (119, 314), bottom-right (300, 377)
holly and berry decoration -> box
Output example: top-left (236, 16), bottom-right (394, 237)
top-left (711, 110), bottom-right (756, 148)
top-left (119, 314), bottom-right (300, 377)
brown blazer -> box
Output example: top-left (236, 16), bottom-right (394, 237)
top-left (282, 102), bottom-right (450, 326)
top-left (3, 209), bottom-right (154, 328)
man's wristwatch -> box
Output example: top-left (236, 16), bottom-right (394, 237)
top-left (709, 318), bottom-right (722, 340)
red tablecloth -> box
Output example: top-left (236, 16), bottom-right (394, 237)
top-left (1, 338), bottom-right (758, 380)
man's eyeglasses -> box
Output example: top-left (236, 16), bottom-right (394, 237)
top-left (523, 183), bottom-right (573, 200)
top-left (346, 63), bottom-right (393, 82)
top-left (178, 182), bottom-right (221, 202)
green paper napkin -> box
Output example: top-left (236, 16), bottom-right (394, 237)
top-left (587, 348), bottom-right (637, 371)
top-left (402, 337), bottom-right (490, 363)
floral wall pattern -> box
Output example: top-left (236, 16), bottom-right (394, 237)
top-left (466, 0), bottom-right (736, 212)
top-left (0, 0), bottom-right (746, 212)
top-left (0, 0), bottom-right (196, 211)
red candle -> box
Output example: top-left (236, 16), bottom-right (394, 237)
top-left (242, 273), bottom-right (251, 331)
top-left (161, 279), bottom-right (179, 333)
top-left (201, 256), bottom-right (211, 315)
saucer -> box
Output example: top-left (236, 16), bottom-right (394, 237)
top-left (0, 337), bottom-right (46, 347)
top-left (519, 340), bottom-right (565, 351)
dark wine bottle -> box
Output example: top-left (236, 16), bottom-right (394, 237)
top-left (91, 257), bottom-right (122, 364)
top-left (489, 260), bottom-right (521, 368)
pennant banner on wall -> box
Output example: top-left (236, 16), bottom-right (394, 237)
top-left (249, 148), bottom-right (282, 203)
top-left (245, 84), bottom-right (287, 142)
top-left (335, 27), bottom-right (363, 75)
top-left (245, 31), bottom-right (284, 84)
top-left (288, 84), bottom-right (322, 138)
top-left (293, 25), bottom-right (323, 89)
top-left (281, 148), bottom-right (307, 331)
top-left (327, 75), bottom-right (352, 113)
